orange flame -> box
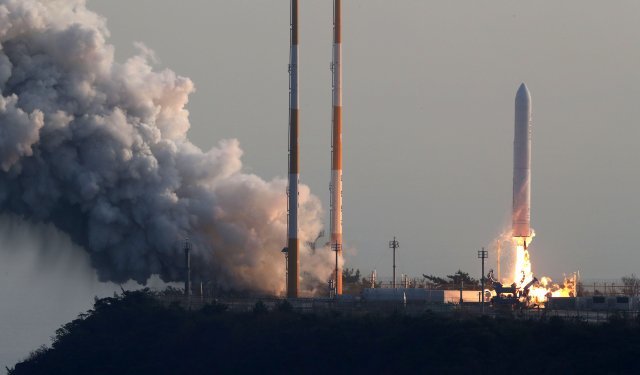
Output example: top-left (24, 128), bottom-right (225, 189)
top-left (513, 235), bottom-right (534, 288)
top-left (510, 232), bottom-right (577, 306)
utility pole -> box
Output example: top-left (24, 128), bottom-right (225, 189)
top-left (478, 248), bottom-right (488, 314)
top-left (389, 237), bottom-right (399, 289)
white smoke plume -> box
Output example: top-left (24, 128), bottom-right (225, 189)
top-left (0, 0), bottom-right (334, 295)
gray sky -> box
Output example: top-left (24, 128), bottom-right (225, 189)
top-left (6, 1), bottom-right (637, 366)
top-left (87, 0), bottom-right (640, 280)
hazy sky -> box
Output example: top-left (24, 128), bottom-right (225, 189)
top-left (84, 0), bottom-right (640, 280)
top-left (1, 1), bottom-right (639, 365)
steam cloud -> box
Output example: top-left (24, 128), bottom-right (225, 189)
top-left (0, 0), bottom-right (334, 294)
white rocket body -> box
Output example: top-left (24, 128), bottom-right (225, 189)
top-left (512, 83), bottom-right (532, 240)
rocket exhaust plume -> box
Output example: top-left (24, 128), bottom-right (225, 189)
top-left (287, 0), bottom-right (300, 298)
top-left (0, 0), bottom-right (334, 295)
top-left (330, 0), bottom-right (344, 295)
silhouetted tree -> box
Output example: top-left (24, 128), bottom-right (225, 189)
top-left (276, 300), bottom-right (293, 313)
top-left (622, 274), bottom-right (640, 296)
top-left (202, 301), bottom-right (228, 314)
top-left (423, 270), bottom-right (480, 289)
top-left (253, 300), bottom-right (268, 314)
top-left (10, 289), bottom-right (640, 375)
top-left (342, 268), bottom-right (361, 284)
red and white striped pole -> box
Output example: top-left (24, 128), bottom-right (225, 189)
top-left (330, 0), bottom-right (343, 295)
top-left (286, 0), bottom-right (300, 298)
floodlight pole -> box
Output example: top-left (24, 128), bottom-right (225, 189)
top-left (478, 248), bottom-right (488, 314)
top-left (389, 237), bottom-right (399, 289)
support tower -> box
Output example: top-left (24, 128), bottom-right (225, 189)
top-left (330, 0), bottom-right (344, 295)
top-left (287, 0), bottom-right (300, 298)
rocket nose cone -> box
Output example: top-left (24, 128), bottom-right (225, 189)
top-left (516, 83), bottom-right (530, 102)
top-left (516, 82), bottom-right (531, 99)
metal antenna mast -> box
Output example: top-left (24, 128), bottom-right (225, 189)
top-left (478, 248), bottom-right (488, 314)
top-left (389, 237), bottom-right (399, 289)
top-left (286, 0), bottom-right (300, 298)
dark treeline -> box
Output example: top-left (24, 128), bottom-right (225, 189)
top-left (10, 290), bottom-right (640, 374)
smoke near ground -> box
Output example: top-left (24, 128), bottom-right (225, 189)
top-left (0, 0), bottom-right (333, 295)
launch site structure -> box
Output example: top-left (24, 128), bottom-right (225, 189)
top-left (330, 0), bottom-right (344, 295)
top-left (287, 0), bottom-right (300, 298)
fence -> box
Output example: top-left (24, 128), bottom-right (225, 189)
top-left (577, 279), bottom-right (640, 297)
top-left (364, 277), bottom-right (640, 297)
top-left (366, 276), bottom-right (482, 291)
top-left (155, 293), bottom-right (640, 324)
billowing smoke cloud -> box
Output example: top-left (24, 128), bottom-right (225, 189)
top-left (0, 0), bottom-right (334, 295)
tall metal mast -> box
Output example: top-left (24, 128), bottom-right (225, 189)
top-left (330, 0), bottom-right (344, 295)
top-left (286, 0), bottom-right (300, 298)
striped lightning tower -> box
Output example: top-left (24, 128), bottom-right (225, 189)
top-left (287, 0), bottom-right (300, 298)
top-left (330, 0), bottom-right (344, 295)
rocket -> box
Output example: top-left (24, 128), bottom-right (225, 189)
top-left (330, 0), bottom-right (344, 295)
top-left (512, 83), bottom-right (532, 245)
top-left (287, 0), bottom-right (300, 298)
